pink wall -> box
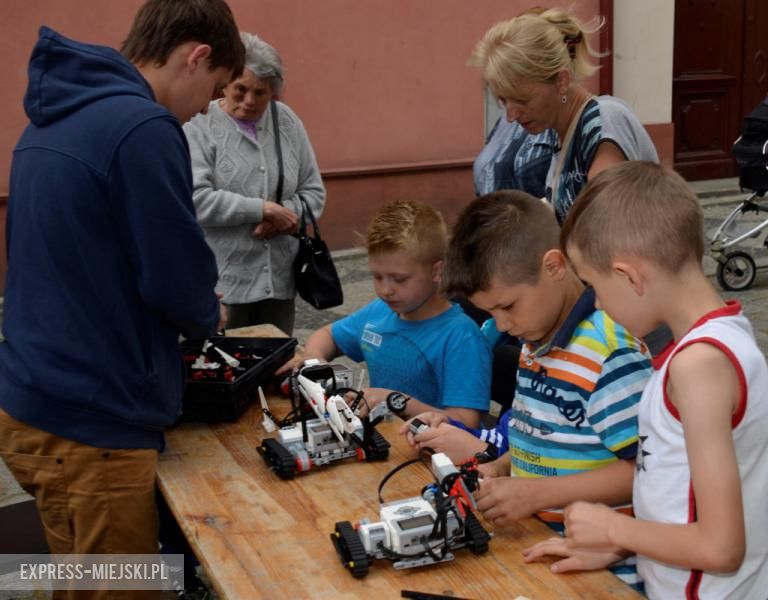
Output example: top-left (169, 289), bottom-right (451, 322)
top-left (0, 0), bottom-right (600, 181)
top-left (0, 1), bottom-right (606, 281)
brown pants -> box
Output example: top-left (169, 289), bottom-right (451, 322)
top-left (0, 408), bottom-right (160, 599)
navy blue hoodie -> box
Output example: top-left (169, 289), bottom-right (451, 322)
top-left (0, 27), bottom-right (220, 449)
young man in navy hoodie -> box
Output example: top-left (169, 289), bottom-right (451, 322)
top-left (0, 0), bottom-right (244, 572)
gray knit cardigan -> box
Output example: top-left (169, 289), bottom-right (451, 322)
top-left (184, 100), bottom-right (326, 303)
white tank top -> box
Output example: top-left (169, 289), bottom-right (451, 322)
top-left (633, 302), bottom-right (768, 599)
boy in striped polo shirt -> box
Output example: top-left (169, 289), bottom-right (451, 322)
top-left (402, 190), bottom-right (650, 588)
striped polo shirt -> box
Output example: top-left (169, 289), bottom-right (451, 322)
top-left (509, 287), bottom-right (651, 523)
top-left (456, 288), bottom-right (651, 591)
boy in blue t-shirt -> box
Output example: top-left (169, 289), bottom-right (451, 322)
top-left (279, 200), bottom-right (491, 428)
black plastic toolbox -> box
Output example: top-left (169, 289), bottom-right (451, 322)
top-left (179, 336), bottom-right (297, 422)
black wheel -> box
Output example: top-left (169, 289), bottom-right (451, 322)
top-left (716, 251), bottom-right (757, 291)
top-left (257, 438), bottom-right (296, 480)
top-left (462, 512), bottom-right (491, 555)
top-left (331, 521), bottom-right (370, 578)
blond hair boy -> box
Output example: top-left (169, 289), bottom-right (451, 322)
top-left (282, 200), bottom-right (491, 427)
top-left (525, 161), bottom-right (768, 599)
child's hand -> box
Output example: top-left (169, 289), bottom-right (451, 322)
top-left (522, 537), bottom-right (626, 573)
top-left (399, 412), bottom-right (451, 446)
top-left (355, 387), bottom-right (389, 417)
top-left (409, 423), bottom-right (486, 463)
top-left (275, 351), bottom-right (305, 376)
top-left (477, 454), bottom-right (510, 479)
top-left (563, 501), bottom-right (618, 548)
top-left (475, 476), bottom-right (541, 526)
top-left (399, 411), bottom-right (450, 435)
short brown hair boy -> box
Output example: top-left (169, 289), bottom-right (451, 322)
top-left (442, 190), bottom-right (561, 297)
top-left (366, 199), bottom-right (448, 264)
top-left (560, 161), bottom-right (704, 272)
top-left (121, 0), bottom-right (245, 74)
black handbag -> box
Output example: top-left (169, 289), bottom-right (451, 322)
top-left (271, 100), bottom-right (343, 309)
top-left (293, 196), bottom-right (344, 309)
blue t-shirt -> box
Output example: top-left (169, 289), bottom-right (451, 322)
top-left (331, 300), bottom-right (491, 411)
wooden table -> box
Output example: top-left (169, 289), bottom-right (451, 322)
top-left (157, 327), bottom-right (641, 600)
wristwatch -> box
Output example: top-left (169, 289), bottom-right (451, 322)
top-left (474, 442), bottom-right (499, 464)
top-left (385, 391), bottom-right (411, 415)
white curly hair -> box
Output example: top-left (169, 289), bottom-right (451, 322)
top-left (240, 32), bottom-right (284, 95)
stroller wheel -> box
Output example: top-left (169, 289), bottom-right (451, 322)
top-left (716, 251), bottom-right (757, 291)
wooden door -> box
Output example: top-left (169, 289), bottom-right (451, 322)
top-left (673, 0), bottom-right (768, 180)
top-left (741, 0), bottom-right (768, 118)
top-left (673, 0), bottom-right (744, 180)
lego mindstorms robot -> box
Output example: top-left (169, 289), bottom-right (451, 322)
top-left (331, 451), bottom-right (491, 577)
top-left (258, 361), bottom-right (390, 479)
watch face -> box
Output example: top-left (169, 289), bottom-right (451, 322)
top-left (387, 392), bottom-right (408, 413)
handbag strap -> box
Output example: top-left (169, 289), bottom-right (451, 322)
top-left (273, 102), bottom-right (317, 240)
top-left (271, 100), bottom-right (284, 204)
top-left (297, 195), bottom-right (324, 240)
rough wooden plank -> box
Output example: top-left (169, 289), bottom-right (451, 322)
top-left (160, 326), bottom-right (640, 598)
top-left (159, 405), bottom-right (641, 599)
top-left (225, 324), bottom-right (287, 338)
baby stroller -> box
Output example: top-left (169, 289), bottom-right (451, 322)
top-left (710, 97), bottom-right (768, 291)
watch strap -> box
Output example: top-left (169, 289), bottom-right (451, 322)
top-left (474, 442), bottom-right (499, 464)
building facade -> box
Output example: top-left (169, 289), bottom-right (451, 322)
top-left (0, 0), bottom-right (675, 292)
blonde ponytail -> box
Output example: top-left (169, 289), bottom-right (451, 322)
top-left (470, 8), bottom-right (604, 97)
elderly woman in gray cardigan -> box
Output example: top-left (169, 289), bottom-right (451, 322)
top-left (184, 32), bottom-right (325, 334)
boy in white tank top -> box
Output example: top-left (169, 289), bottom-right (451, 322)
top-left (523, 161), bottom-right (768, 599)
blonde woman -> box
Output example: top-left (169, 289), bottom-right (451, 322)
top-left (471, 8), bottom-right (658, 223)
